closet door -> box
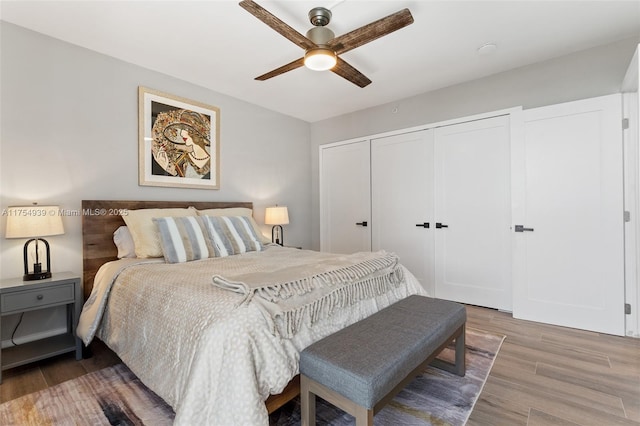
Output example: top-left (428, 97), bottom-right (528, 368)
top-left (320, 140), bottom-right (371, 253)
top-left (512, 94), bottom-right (624, 335)
top-left (371, 130), bottom-right (434, 294)
top-left (434, 116), bottom-right (512, 310)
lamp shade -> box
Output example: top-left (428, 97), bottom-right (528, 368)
top-left (264, 206), bottom-right (289, 225)
top-left (5, 206), bottom-right (64, 238)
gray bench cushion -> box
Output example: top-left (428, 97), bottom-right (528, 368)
top-left (299, 295), bottom-right (466, 409)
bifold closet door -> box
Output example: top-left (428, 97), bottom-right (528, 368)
top-left (371, 130), bottom-right (435, 294)
top-left (434, 116), bottom-right (512, 310)
top-left (320, 140), bottom-right (371, 254)
top-left (512, 94), bottom-right (624, 335)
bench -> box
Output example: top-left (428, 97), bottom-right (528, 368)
top-left (299, 295), bottom-right (466, 426)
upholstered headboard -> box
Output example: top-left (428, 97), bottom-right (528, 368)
top-left (81, 200), bottom-right (253, 299)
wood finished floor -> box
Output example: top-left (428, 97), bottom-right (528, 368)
top-left (1, 305), bottom-right (638, 425)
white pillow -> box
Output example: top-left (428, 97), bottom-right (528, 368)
top-left (113, 226), bottom-right (136, 259)
top-left (122, 208), bottom-right (197, 258)
top-left (196, 207), bottom-right (270, 244)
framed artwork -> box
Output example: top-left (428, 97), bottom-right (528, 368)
top-left (138, 86), bottom-right (220, 189)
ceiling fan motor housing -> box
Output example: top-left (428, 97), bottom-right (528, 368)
top-left (306, 26), bottom-right (335, 45)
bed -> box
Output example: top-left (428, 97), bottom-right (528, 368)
top-left (78, 200), bottom-right (426, 425)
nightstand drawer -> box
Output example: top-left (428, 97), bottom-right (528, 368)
top-left (1, 284), bottom-right (74, 313)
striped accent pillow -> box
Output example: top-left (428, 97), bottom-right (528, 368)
top-left (202, 216), bottom-right (264, 257)
top-left (153, 216), bottom-right (214, 263)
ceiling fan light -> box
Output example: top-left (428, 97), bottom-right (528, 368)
top-left (304, 47), bottom-right (337, 71)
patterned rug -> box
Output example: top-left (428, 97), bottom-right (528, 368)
top-left (0, 329), bottom-right (503, 426)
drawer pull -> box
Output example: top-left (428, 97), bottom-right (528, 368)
top-left (37, 294), bottom-right (44, 300)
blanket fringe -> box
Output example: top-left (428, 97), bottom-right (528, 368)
top-left (254, 254), bottom-right (399, 303)
top-left (276, 265), bottom-right (405, 338)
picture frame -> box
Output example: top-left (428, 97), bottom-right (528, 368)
top-left (138, 86), bottom-right (220, 189)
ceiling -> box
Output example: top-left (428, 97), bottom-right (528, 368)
top-left (2, 1), bottom-right (639, 122)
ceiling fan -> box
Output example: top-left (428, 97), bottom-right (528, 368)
top-left (238, 0), bottom-right (414, 88)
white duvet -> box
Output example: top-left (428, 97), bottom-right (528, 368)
top-left (77, 246), bottom-right (426, 425)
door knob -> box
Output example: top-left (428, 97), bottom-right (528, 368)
top-left (435, 223), bottom-right (448, 229)
top-left (415, 223), bottom-right (430, 228)
top-left (514, 225), bottom-right (534, 232)
top-left (356, 221), bottom-right (368, 227)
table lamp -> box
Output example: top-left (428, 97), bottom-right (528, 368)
top-left (5, 205), bottom-right (64, 281)
top-left (264, 205), bottom-right (289, 245)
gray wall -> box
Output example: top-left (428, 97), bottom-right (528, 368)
top-left (1, 22), bottom-right (637, 341)
top-left (0, 22), bottom-right (312, 281)
top-left (309, 36), bottom-right (640, 250)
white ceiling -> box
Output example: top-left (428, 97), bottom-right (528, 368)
top-left (2, 1), bottom-right (639, 122)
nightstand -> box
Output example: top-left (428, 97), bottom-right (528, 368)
top-left (0, 272), bottom-right (83, 383)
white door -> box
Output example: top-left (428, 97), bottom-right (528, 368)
top-left (320, 140), bottom-right (371, 253)
top-left (512, 94), bottom-right (624, 335)
top-left (434, 116), bottom-right (512, 310)
top-left (371, 130), bottom-right (435, 294)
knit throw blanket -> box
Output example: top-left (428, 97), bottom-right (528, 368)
top-left (212, 249), bottom-right (405, 337)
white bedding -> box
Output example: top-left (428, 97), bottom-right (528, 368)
top-left (77, 246), bottom-right (426, 425)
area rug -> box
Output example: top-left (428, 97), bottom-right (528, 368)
top-left (0, 363), bottom-right (174, 426)
top-left (0, 328), bottom-right (503, 426)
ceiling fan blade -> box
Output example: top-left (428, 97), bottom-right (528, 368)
top-left (239, 0), bottom-right (316, 51)
top-left (331, 57), bottom-right (372, 88)
top-left (255, 57), bottom-right (305, 81)
top-left (328, 8), bottom-right (414, 55)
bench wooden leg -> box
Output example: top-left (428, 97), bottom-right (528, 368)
top-left (354, 405), bottom-right (374, 426)
top-left (300, 375), bottom-right (316, 426)
top-left (453, 323), bottom-right (466, 376)
top-left (430, 324), bottom-right (466, 376)
top-left (302, 374), bottom-right (374, 426)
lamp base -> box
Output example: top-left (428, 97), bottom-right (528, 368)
top-left (271, 225), bottom-right (284, 246)
top-left (23, 239), bottom-right (52, 281)
top-left (23, 271), bottom-right (52, 281)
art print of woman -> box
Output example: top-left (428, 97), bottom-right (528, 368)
top-left (151, 108), bottom-right (212, 180)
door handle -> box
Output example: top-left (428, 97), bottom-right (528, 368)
top-left (435, 223), bottom-right (448, 229)
top-left (514, 225), bottom-right (534, 232)
top-left (356, 221), bottom-right (368, 227)
top-left (415, 222), bottom-right (430, 228)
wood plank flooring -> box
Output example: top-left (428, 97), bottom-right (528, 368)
top-left (466, 305), bottom-right (640, 425)
top-left (1, 305), bottom-right (638, 425)
top-left (0, 340), bottom-right (121, 404)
